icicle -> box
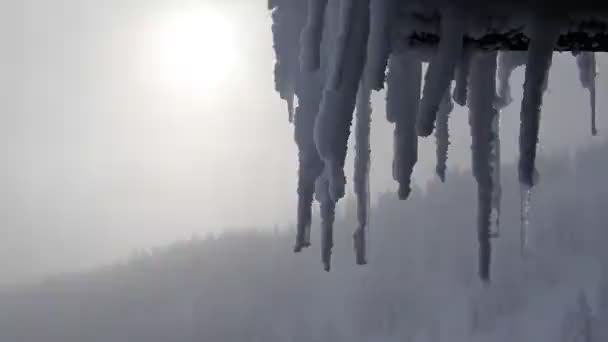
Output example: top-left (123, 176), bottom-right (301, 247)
top-left (293, 72), bottom-right (324, 252)
top-left (314, 0), bottom-right (370, 202)
top-left (315, 172), bottom-right (335, 271)
top-left (354, 83), bottom-right (372, 265)
top-left (575, 52), bottom-right (598, 136)
top-left (417, 7), bottom-right (465, 137)
top-left (387, 51), bottom-right (421, 200)
top-left (518, 14), bottom-right (560, 188)
top-left (366, 0), bottom-right (398, 90)
top-left (469, 51), bottom-right (499, 282)
top-left (320, 200), bottom-right (336, 271)
top-left (453, 48), bottom-right (471, 106)
top-left (327, 0), bottom-right (355, 89)
top-left (271, 1), bottom-right (307, 122)
top-left (591, 77), bottom-right (597, 136)
top-left (435, 89), bottom-right (454, 182)
top-left (271, 0), bottom-right (324, 252)
top-left (520, 185), bottom-right (532, 257)
top-left (489, 114), bottom-right (502, 238)
top-left (300, 0), bottom-right (328, 71)
top-left (495, 52), bottom-right (527, 109)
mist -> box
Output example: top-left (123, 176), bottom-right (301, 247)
top-left (1, 140), bottom-right (608, 341)
top-left (0, 0), bottom-right (604, 285)
top-left (1, 1), bottom-right (608, 341)
top-left (0, 0), bottom-right (298, 284)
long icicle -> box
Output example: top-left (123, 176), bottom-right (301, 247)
top-left (489, 113), bottom-right (502, 238)
top-left (469, 51), bottom-right (499, 282)
top-left (520, 184), bottom-right (532, 257)
top-left (518, 14), bottom-right (560, 188)
top-left (518, 14), bottom-right (560, 258)
top-left (386, 51), bottom-right (421, 200)
top-left (453, 48), bottom-right (471, 106)
top-left (366, 0), bottom-right (397, 90)
top-left (270, 1), bottom-right (307, 122)
top-left (591, 76), bottom-right (597, 136)
top-left (435, 89), bottom-right (454, 182)
top-left (327, 0), bottom-right (355, 89)
top-left (314, 0), bottom-right (370, 202)
top-left (300, 0), bottom-right (328, 72)
top-left (417, 7), bottom-right (465, 137)
top-left (316, 171), bottom-right (336, 271)
top-left (575, 52), bottom-right (598, 136)
top-left (293, 71), bottom-right (324, 252)
top-left (271, 0), bottom-right (322, 252)
top-left (354, 82), bottom-right (372, 265)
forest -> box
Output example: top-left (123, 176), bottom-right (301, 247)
top-left (0, 141), bottom-right (607, 342)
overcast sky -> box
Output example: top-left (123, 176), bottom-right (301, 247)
top-left (0, 0), bottom-right (606, 284)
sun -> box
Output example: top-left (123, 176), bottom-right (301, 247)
top-left (143, 8), bottom-right (238, 95)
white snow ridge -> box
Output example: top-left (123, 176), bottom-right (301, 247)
top-left (268, 0), bottom-right (607, 281)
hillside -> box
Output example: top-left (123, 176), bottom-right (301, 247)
top-left (1, 142), bottom-right (608, 341)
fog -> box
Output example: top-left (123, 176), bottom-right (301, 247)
top-left (0, 0), bottom-right (606, 286)
top-left (1, 140), bottom-right (608, 341)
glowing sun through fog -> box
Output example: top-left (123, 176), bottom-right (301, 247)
top-left (142, 8), bottom-right (238, 95)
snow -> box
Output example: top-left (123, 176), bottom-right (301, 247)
top-left (268, 2), bottom-right (605, 279)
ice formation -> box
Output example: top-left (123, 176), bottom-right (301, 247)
top-left (299, 0), bottom-right (328, 72)
top-left (520, 185), bottom-right (533, 257)
top-left (495, 52), bottom-right (527, 109)
top-left (315, 171), bottom-right (336, 271)
top-left (518, 14), bottom-right (561, 189)
top-left (386, 52), bottom-right (421, 200)
top-left (453, 49), bottom-right (471, 106)
top-left (468, 51), bottom-right (500, 281)
top-left (435, 89), bottom-right (454, 182)
top-left (416, 7), bottom-right (465, 137)
top-left (268, 0), bottom-right (605, 280)
top-left (575, 52), bottom-right (598, 136)
top-left (313, 0), bottom-right (370, 203)
top-left (353, 84), bottom-right (372, 265)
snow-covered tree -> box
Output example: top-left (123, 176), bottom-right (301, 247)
top-left (561, 291), bottom-right (595, 342)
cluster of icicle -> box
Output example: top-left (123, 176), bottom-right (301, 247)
top-left (269, 0), bottom-right (599, 281)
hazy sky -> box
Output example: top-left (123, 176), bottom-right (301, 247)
top-left (0, 0), bottom-right (606, 283)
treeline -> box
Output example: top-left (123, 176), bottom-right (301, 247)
top-left (1, 142), bottom-right (608, 341)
